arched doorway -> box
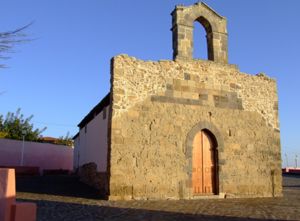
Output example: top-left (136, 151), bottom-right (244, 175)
top-left (192, 129), bottom-right (217, 195)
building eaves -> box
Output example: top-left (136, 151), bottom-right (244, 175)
top-left (72, 132), bottom-right (79, 140)
top-left (77, 93), bottom-right (110, 129)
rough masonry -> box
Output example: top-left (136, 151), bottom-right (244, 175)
top-left (107, 2), bottom-right (282, 200)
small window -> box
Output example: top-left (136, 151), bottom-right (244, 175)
top-left (103, 107), bottom-right (107, 119)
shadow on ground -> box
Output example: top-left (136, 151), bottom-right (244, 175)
top-left (16, 175), bottom-right (106, 199)
top-left (18, 198), bottom-right (280, 221)
top-left (282, 173), bottom-right (300, 188)
top-left (18, 174), bottom-right (300, 199)
top-left (16, 174), bottom-right (300, 220)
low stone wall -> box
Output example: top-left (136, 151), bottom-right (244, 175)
top-left (78, 162), bottom-right (108, 195)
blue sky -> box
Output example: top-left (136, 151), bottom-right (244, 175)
top-left (0, 0), bottom-right (299, 167)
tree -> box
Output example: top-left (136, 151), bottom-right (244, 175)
top-left (55, 132), bottom-right (74, 147)
top-left (0, 108), bottom-right (46, 141)
top-left (0, 23), bottom-right (32, 68)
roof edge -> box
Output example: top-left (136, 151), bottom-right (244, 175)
top-left (200, 2), bottom-right (225, 19)
top-left (77, 93), bottom-right (110, 128)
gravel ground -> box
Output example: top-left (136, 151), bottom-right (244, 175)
top-left (16, 174), bottom-right (300, 221)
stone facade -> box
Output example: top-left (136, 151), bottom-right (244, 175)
top-left (106, 2), bottom-right (282, 200)
top-left (108, 55), bottom-right (281, 200)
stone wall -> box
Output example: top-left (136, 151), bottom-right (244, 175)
top-left (108, 54), bottom-right (281, 200)
top-left (78, 162), bottom-right (108, 195)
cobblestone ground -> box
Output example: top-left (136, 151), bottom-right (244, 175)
top-left (16, 174), bottom-right (300, 221)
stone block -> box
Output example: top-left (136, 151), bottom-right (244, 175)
top-left (190, 92), bottom-right (199, 100)
top-left (166, 84), bottom-right (173, 90)
top-left (230, 83), bottom-right (242, 89)
top-left (114, 88), bottom-right (125, 95)
top-left (173, 91), bottom-right (181, 98)
top-left (127, 110), bottom-right (139, 118)
top-left (184, 73), bottom-right (191, 80)
top-left (112, 129), bottom-right (121, 135)
top-left (181, 85), bottom-right (190, 92)
top-left (199, 93), bottom-right (208, 100)
top-left (114, 136), bottom-right (124, 144)
top-left (181, 91), bottom-right (191, 99)
top-left (273, 101), bottom-right (278, 110)
top-left (165, 90), bottom-right (173, 97)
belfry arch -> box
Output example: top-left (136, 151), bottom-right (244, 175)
top-left (171, 2), bottom-right (228, 63)
top-left (193, 16), bottom-right (213, 60)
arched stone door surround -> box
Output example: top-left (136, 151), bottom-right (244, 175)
top-left (186, 121), bottom-right (224, 195)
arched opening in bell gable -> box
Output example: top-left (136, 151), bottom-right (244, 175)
top-left (193, 16), bottom-right (214, 61)
top-left (193, 22), bottom-right (207, 60)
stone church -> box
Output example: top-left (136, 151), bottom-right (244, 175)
top-left (74, 2), bottom-right (282, 200)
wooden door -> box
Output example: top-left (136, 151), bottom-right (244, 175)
top-left (192, 130), bottom-right (216, 195)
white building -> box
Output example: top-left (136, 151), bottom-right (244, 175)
top-left (73, 93), bottom-right (109, 172)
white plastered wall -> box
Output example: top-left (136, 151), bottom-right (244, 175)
top-left (75, 106), bottom-right (109, 172)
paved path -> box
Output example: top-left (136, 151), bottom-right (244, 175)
top-left (16, 174), bottom-right (300, 221)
